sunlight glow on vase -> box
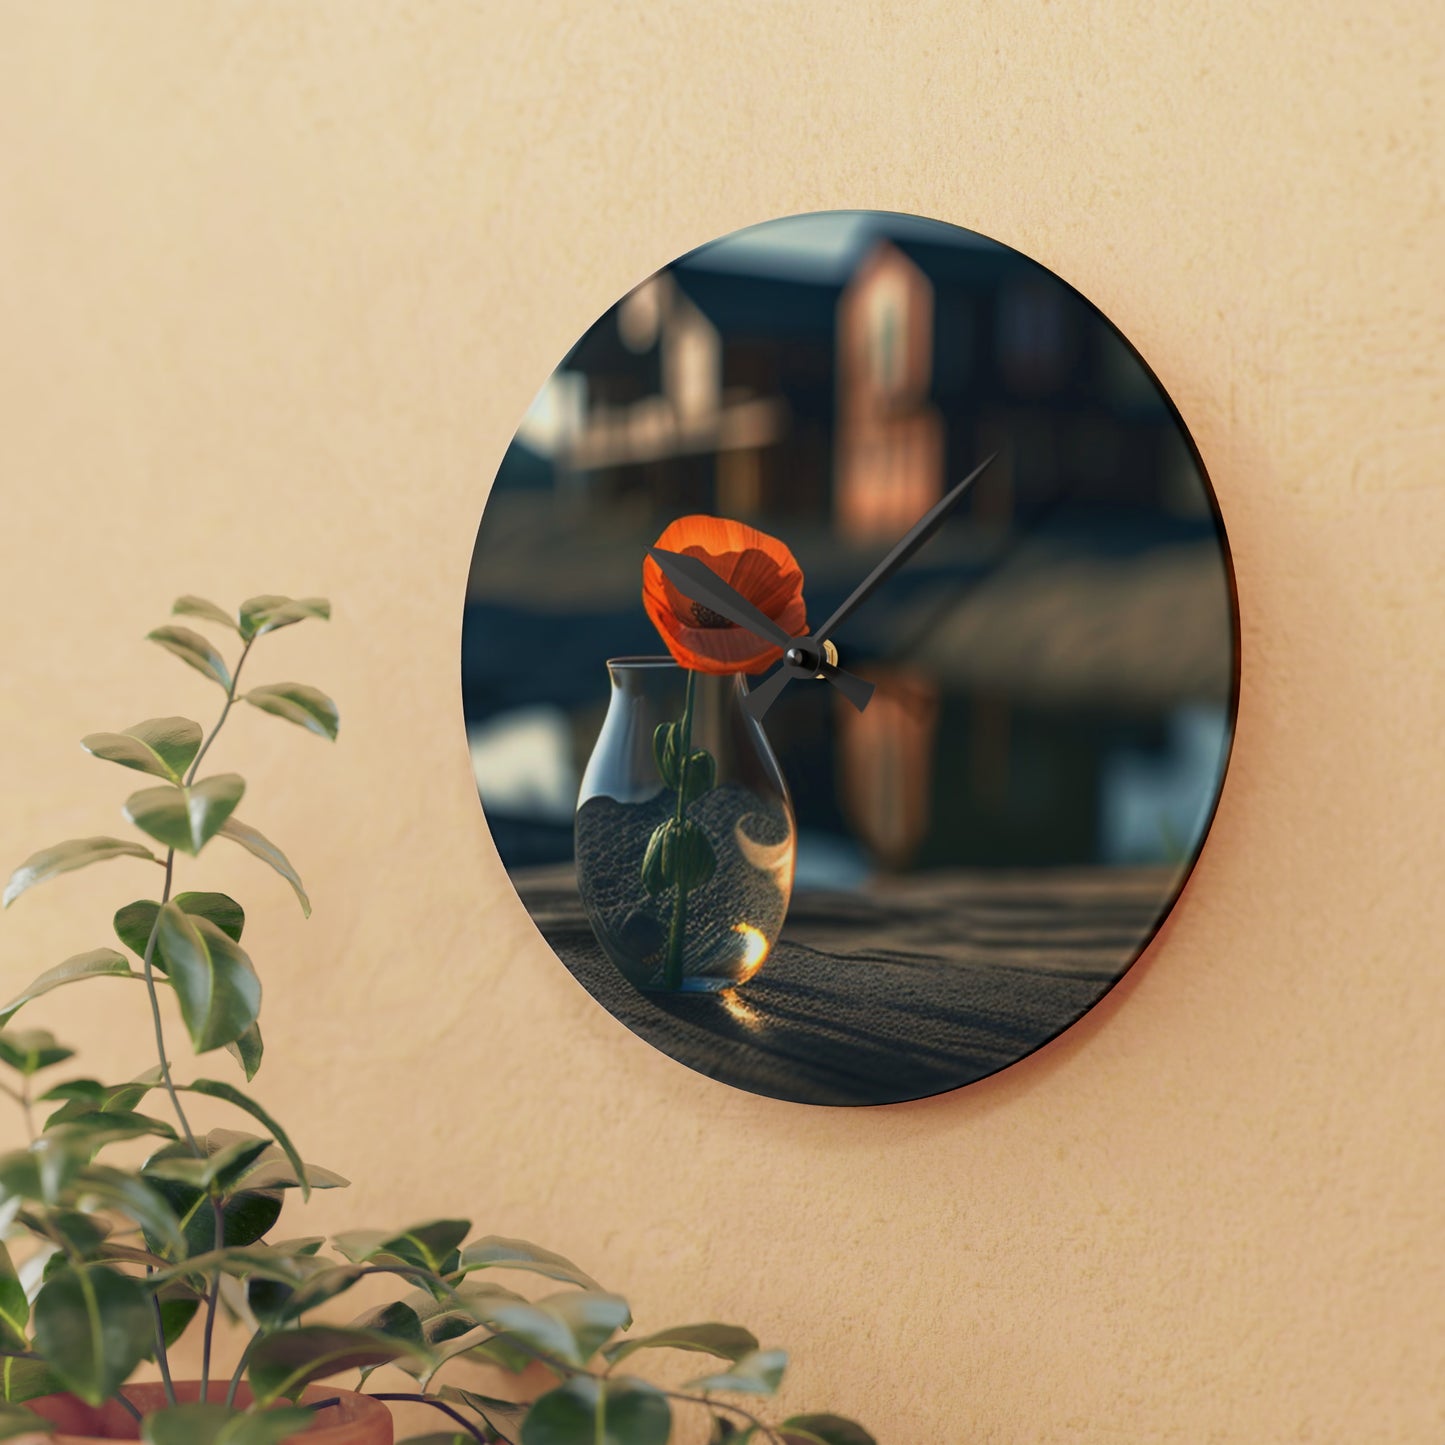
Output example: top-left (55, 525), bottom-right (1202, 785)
top-left (575, 658), bottom-right (796, 992)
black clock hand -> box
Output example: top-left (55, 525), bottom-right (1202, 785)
top-left (815, 452), bottom-right (997, 640)
top-left (647, 548), bottom-right (875, 713)
top-left (742, 454), bottom-right (997, 721)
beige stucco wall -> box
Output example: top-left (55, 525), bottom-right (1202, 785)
top-left (1, 5), bottom-right (1441, 1440)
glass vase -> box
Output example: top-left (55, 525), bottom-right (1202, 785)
top-left (575, 657), bottom-right (796, 992)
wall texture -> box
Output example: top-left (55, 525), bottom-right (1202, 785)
top-left (1, 5), bottom-right (1440, 1440)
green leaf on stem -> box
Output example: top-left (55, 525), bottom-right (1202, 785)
top-left (0, 1029), bottom-right (74, 1076)
top-left (520, 1376), bottom-right (671, 1445)
top-left (0, 1357), bottom-right (64, 1406)
top-left (679, 749), bottom-right (716, 807)
top-left (3, 838), bottom-right (159, 909)
top-left (455, 1235), bottom-right (602, 1291)
top-left (439, 1386), bottom-right (529, 1439)
top-left (171, 596), bottom-right (241, 634)
top-left (144, 1177), bottom-right (280, 1259)
top-left (477, 1290), bottom-right (631, 1369)
top-left (142, 1401), bottom-right (315, 1445)
top-left (603, 1321), bottom-right (759, 1367)
top-left (155, 906), bottom-right (260, 1054)
top-left (143, 1134), bottom-right (272, 1192)
top-left (147, 625), bottom-right (233, 691)
top-left (243, 684), bottom-right (339, 741)
top-left (81, 717), bottom-right (203, 784)
top-left (247, 1324), bottom-right (424, 1405)
top-left (41, 1068), bottom-right (163, 1124)
top-left (332, 1219), bottom-right (471, 1275)
top-left (653, 722), bottom-right (682, 789)
top-left (115, 892), bottom-right (245, 958)
top-left (177, 1080), bottom-right (312, 1201)
top-left (216, 818), bottom-right (310, 917)
top-left (0, 1244), bottom-right (29, 1352)
top-left (225, 1023), bottom-right (264, 1082)
top-left (238, 596), bottom-right (330, 641)
top-left (685, 1348), bottom-right (787, 1396)
top-left (779, 1416), bottom-right (879, 1445)
top-left (0, 949), bottom-right (139, 1027)
top-left (32, 1263), bottom-right (152, 1405)
top-left (123, 775), bottom-right (246, 857)
top-left (74, 1166), bottom-right (186, 1257)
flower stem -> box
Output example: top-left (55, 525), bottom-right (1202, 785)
top-left (662, 669), bottom-right (698, 989)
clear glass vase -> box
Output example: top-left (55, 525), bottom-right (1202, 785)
top-left (575, 657), bottom-right (796, 993)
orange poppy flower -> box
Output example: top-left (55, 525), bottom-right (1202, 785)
top-left (642, 515), bottom-right (807, 675)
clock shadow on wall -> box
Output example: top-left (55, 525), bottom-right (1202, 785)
top-left (463, 210), bottom-right (1238, 1106)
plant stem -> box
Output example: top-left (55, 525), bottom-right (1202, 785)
top-left (366, 1393), bottom-right (492, 1443)
top-left (138, 850), bottom-right (199, 1157)
top-left (114, 1392), bottom-right (144, 1424)
top-left (186, 639), bottom-right (254, 786)
top-left (224, 1335), bottom-right (256, 1409)
top-left (655, 1389), bottom-right (786, 1445)
top-left (662, 668), bottom-right (698, 990)
top-left (199, 1195), bottom-right (225, 1397)
top-left (146, 1268), bottom-right (178, 1408)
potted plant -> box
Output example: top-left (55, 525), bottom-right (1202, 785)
top-left (0, 593), bottom-right (876, 1445)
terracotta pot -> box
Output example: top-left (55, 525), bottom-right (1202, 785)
top-left (19, 1381), bottom-right (393, 1443)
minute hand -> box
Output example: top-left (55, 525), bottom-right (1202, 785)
top-left (815, 452), bottom-right (997, 640)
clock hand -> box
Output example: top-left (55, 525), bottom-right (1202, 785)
top-left (647, 547), bottom-right (875, 713)
top-left (815, 452), bottom-right (998, 640)
top-left (741, 454), bottom-right (997, 722)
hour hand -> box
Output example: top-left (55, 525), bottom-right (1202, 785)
top-left (648, 547), bottom-right (874, 714)
top-left (647, 548), bottom-right (794, 648)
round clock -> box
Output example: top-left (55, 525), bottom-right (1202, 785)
top-left (463, 210), bottom-right (1237, 1106)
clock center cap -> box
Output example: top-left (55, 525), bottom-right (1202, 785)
top-left (785, 640), bottom-right (837, 676)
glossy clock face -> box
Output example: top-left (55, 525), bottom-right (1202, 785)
top-left (463, 210), bottom-right (1237, 1106)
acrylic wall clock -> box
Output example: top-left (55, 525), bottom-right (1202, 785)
top-left (462, 209), bottom-right (1238, 1106)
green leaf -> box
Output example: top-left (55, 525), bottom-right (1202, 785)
top-left (0, 1403), bottom-right (58, 1438)
top-left (248, 1324), bottom-right (423, 1405)
top-left (143, 1401), bottom-right (315, 1445)
top-left (653, 722), bottom-right (681, 789)
top-left (0, 950), bottom-right (139, 1027)
top-left (75, 1166), bottom-right (186, 1257)
top-left (238, 595), bottom-right (330, 641)
top-left (456, 1235), bottom-right (601, 1290)
top-left (687, 1348), bottom-right (788, 1396)
top-left (81, 717), bottom-right (203, 784)
top-left (225, 1022), bottom-right (264, 1082)
top-left (332, 1219), bottom-right (470, 1274)
top-left (0, 1357), bottom-right (64, 1406)
top-left (148, 624), bottom-right (233, 690)
top-left (521, 1376), bottom-right (670, 1445)
top-left (155, 906), bottom-right (261, 1053)
top-left (440, 1386), bottom-right (528, 1439)
top-left (42, 1068), bottom-right (162, 1124)
top-left (0, 1030), bottom-right (73, 1076)
top-left (673, 819), bottom-right (716, 891)
top-left (123, 775), bottom-right (246, 857)
top-left (33, 1263), bottom-right (152, 1405)
top-left (115, 891), bottom-right (245, 958)
top-left (42, 1109), bottom-right (178, 1162)
top-left (603, 1321), bottom-right (759, 1367)
top-left (640, 825), bottom-right (668, 896)
top-left (217, 817), bottom-right (310, 917)
top-left (3, 838), bottom-right (158, 908)
top-left (243, 684), bottom-right (339, 742)
top-left (144, 1176), bottom-right (279, 1259)
top-left (679, 748), bottom-right (716, 806)
top-left (481, 1290), bottom-right (630, 1369)
top-left (0, 1245), bottom-right (29, 1352)
top-left (143, 1135), bottom-right (272, 1192)
top-left (171, 595), bottom-right (241, 634)
top-left (178, 1080), bottom-right (312, 1201)
top-left (779, 1416), bottom-right (878, 1445)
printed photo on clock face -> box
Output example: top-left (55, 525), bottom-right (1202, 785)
top-left (463, 210), bottom-right (1237, 1106)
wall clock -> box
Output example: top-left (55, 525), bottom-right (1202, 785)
top-left (462, 210), bottom-right (1237, 1106)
